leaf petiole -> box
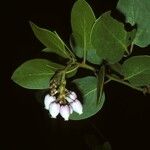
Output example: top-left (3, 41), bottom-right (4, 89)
top-left (106, 74), bottom-right (144, 93)
top-left (77, 62), bottom-right (96, 72)
top-left (129, 43), bottom-right (134, 54)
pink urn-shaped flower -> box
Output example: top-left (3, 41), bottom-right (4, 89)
top-left (49, 102), bottom-right (60, 118)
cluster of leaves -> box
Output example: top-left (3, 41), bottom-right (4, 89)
top-left (11, 0), bottom-right (150, 120)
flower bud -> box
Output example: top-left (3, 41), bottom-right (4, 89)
top-left (60, 105), bottom-right (70, 121)
top-left (66, 97), bottom-right (74, 103)
top-left (69, 105), bottom-right (73, 114)
top-left (44, 94), bottom-right (56, 110)
top-left (70, 99), bottom-right (83, 115)
top-left (69, 91), bottom-right (77, 100)
top-left (49, 102), bottom-right (60, 118)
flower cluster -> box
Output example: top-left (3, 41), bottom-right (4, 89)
top-left (44, 91), bottom-right (83, 121)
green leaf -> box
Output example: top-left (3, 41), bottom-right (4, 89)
top-left (122, 55), bottom-right (150, 86)
top-left (91, 11), bottom-right (128, 64)
top-left (71, 0), bottom-right (102, 64)
top-left (71, 0), bottom-right (95, 58)
top-left (87, 48), bottom-right (103, 65)
top-left (11, 59), bottom-right (63, 89)
top-left (97, 66), bottom-right (105, 103)
top-left (70, 76), bottom-right (105, 120)
top-left (30, 22), bottom-right (70, 58)
top-left (117, 0), bottom-right (150, 47)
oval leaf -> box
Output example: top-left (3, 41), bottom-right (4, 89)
top-left (71, 0), bottom-right (102, 64)
top-left (117, 0), bottom-right (150, 47)
top-left (30, 22), bottom-right (70, 58)
top-left (70, 76), bottom-right (105, 120)
top-left (122, 55), bottom-right (150, 86)
top-left (87, 48), bottom-right (103, 65)
top-left (91, 11), bottom-right (127, 64)
top-left (11, 59), bottom-right (63, 89)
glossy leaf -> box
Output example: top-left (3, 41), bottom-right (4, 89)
top-left (11, 59), bottom-right (63, 89)
top-left (30, 22), bottom-right (70, 58)
top-left (91, 11), bottom-right (127, 64)
top-left (117, 0), bottom-right (150, 47)
top-left (122, 55), bottom-right (150, 86)
top-left (71, 0), bottom-right (102, 64)
top-left (87, 48), bottom-right (103, 64)
top-left (70, 76), bottom-right (105, 120)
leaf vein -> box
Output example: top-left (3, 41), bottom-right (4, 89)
top-left (84, 88), bottom-right (96, 97)
top-left (125, 69), bottom-right (150, 80)
top-left (102, 21), bottom-right (127, 51)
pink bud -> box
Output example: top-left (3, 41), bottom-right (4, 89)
top-left (70, 100), bottom-right (83, 115)
top-left (49, 102), bottom-right (60, 118)
top-left (69, 91), bottom-right (77, 100)
top-left (60, 105), bottom-right (70, 121)
top-left (44, 94), bottom-right (56, 110)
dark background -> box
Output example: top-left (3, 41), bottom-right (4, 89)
top-left (1, 0), bottom-right (150, 149)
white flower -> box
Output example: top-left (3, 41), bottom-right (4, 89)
top-left (44, 94), bottom-right (56, 110)
top-left (49, 102), bottom-right (60, 118)
top-left (69, 105), bottom-right (73, 114)
top-left (60, 105), bottom-right (70, 121)
top-left (66, 96), bottom-right (74, 103)
top-left (70, 99), bottom-right (83, 115)
top-left (44, 90), bottom-right (83, 121)
top-left (66, 91), bottom-right (77, 103)
top-left (69, 91), bottom-right (77, 100)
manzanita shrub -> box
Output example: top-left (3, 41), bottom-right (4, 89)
top-left (11, 0), bottom-right (150, 121)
